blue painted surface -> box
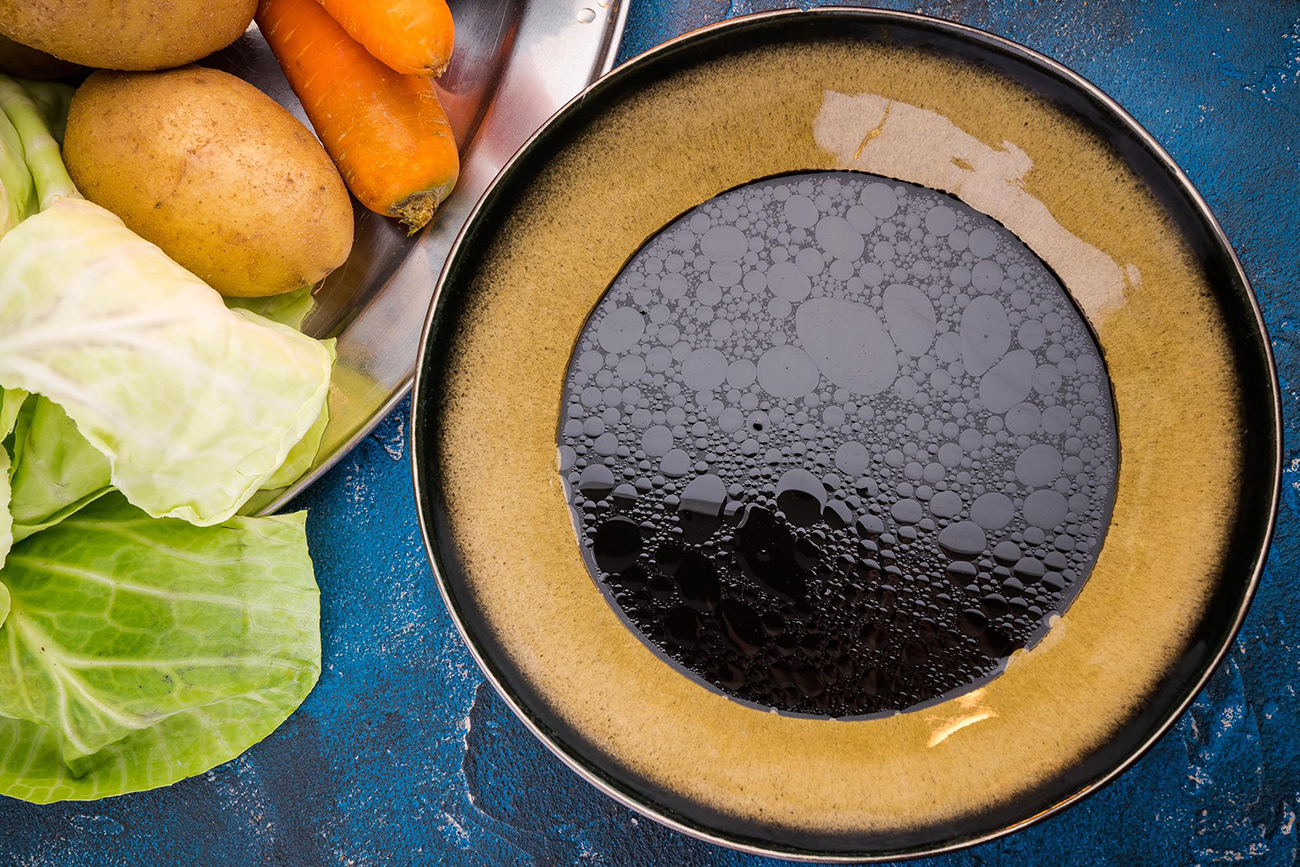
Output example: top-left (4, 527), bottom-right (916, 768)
top-left (4, 2), bottom-right (1300, 864)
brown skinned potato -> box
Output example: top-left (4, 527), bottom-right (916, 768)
top-left (0, 0), bottom-right (256, 71)
top-left (64, 67), bottom-right (354, 298)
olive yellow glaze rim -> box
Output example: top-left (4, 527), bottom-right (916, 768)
top-left (411, 8), bottom-right (1280, 861)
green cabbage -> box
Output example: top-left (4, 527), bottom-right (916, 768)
top-left (0, 447), bottom-right (10, 573)
top-left (225, 283), bottom-right (317, 330)
top-left (262, 386), bottom-right (332, 493)
top-left (0, 495), bottom-right (320, 803)
top-left (0, 199), bottom-right (332, 525)
top-left (9, 396), bottom-right (111, 542)
top-left (225, 289), bottom-right (331, 497)
top-left (0, 74), bottom-right (331, 804)
top-left (0, 387), bottom-right (22, 571)
top-left (0, 386), bottom-right (28, 437)
top-left (0, 107), bottom-right (34, 237)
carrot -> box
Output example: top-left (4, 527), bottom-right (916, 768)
top-left (257, 0), bottom-right (459, 232)
top-left (317, 0), bottom-right (454, 77)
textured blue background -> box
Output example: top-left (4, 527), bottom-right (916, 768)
top-left (5, 2), bottom-right (1300, 864)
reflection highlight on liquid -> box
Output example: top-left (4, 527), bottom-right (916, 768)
top-left (926, 689), bottom-right (997, 748)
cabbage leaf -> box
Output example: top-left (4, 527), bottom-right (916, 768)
top-left (0, 386), bottom-right (27, 442)
top-left (0, 199), bottom-right (333, 525)
top-left (262, 393), bottom-right (331, 493)
top-left (0, 388), bottom-right (16, 574)
top-left (0, 494), bottom-right (320, 803)
top-left (224, 283), bottom-right (317, 331)
top-left (0, 104), bottom-right (34, 238)
top-left (9, 396), bottom-right (111, 541)
top-left (0, 447), bottom-right (11, 576)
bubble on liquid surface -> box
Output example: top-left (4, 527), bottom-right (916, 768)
top-left (882, 284), bottom-right (937, 358)
top-left (961, 295), bottom-right (1013, 377)
top-left (794, 298), bottom-right (897, 395)
top-left (980, 349), bottom-right (1036, 413)
top-left (559, 171), bottom-right (1118, 719)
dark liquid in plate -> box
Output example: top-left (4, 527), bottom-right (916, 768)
top-left (558, 171), bottom-right (1118, 718)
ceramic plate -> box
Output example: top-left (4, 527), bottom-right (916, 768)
top-left (412, 10), bottom-right (1280, 860)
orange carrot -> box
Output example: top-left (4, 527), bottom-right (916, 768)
top-left (317, 0), bottom-right (454, 77)
top-left (257, 0), bottom-right (459, 232)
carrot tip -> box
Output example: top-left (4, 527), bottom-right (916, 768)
top-left (393, 185), bottom-right (451, 234)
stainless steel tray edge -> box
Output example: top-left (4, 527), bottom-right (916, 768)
top-left (258, 0), bottom-right (627, 514)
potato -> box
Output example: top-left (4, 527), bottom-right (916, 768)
top-left (0, 33), bottom-right (85, 80)
top-left (0, 0), bottom-right (255, 71)
top-left (64, 67), bottom-right (354, 298)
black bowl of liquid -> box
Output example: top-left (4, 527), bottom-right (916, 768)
top-left (412, 9), bottom-right (1279, 861)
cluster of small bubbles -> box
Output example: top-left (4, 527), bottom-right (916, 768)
top-left (557, 171), bottom-right (1118, 719)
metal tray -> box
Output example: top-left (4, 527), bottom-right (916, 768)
top-left (207, 0), bottom-right (627, 514)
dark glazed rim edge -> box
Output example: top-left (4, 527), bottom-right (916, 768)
top-left (409, 8), bottom-right (1282, 862)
